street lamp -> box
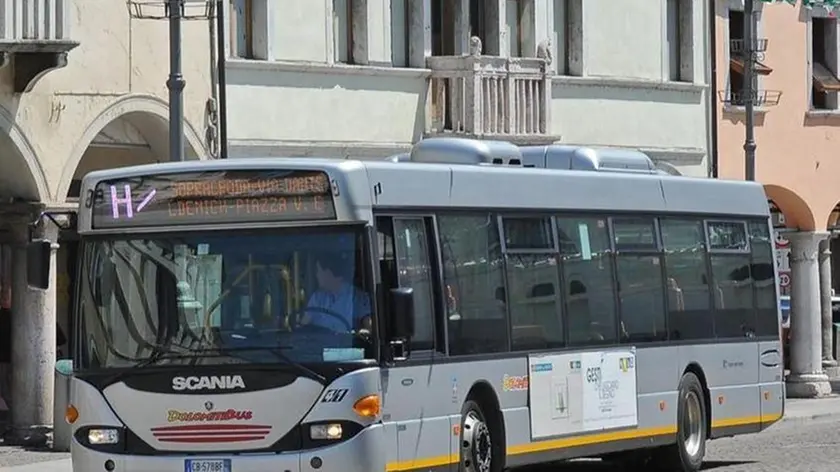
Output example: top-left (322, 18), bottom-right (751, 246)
top-left (127, 0), bottom-right (215, 162)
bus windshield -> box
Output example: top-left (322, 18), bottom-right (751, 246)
top-left (76, 227), bottom-right (375, 369)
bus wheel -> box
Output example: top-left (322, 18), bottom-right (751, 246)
top-left (651, 372), bottom-right (707, 472)
top-left (460, 400), bottom-right (498, 472)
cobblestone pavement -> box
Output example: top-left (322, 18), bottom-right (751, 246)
top-left (1, 403), bottom-right (839, 471)
top-left (0, 447), bottom-right (67, 470)
top-left (523, 414), bottom-right (840, 471)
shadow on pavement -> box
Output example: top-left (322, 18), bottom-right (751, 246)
top-left (702, 460), bottom-right (758, 470)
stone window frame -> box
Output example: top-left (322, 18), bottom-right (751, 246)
top-left (390, 0), bottom-right (543, 69)
top-left (224, 0), bottom-right (375, 65)
top-left (225, 0), bottom-right (271, 60)
top-left (551, 0), bottom-right (584, 76)
top-left (806, 7), bottom-right (840, 111)
top-left (661, 0), bottom-right (696, 83)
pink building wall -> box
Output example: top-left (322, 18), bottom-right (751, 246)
top-left (716, 2), bottom-right (840, 231)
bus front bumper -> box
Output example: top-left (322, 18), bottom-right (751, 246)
top-left (71, 423), bottom-right (386, 472)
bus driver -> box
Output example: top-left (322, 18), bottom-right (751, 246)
top-left (299, 253), bottom-right (372, 333)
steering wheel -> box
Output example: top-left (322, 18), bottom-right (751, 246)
top-left (292, 306), bottom-right (353, 333)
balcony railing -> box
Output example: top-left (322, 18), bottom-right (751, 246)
top-left (0, 0), bottom-right (79, 92)
top-left (0, 0), bottom-right (73, 45)
top-left (426, 55), bottom-right (552, 139)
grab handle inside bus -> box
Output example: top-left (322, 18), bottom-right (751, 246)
top-left (27, 240), bottom-right (52, 290)
top-left (389, 287), bottom-right (415, 339)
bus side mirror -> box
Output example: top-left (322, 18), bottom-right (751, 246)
top-left (27, 240), bottom-right (52, 290)
top-left (389, 287), bottom-right (415, 339)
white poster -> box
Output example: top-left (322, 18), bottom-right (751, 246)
top-left (580, 350), bottom-right (638, 431)
top-left (528, 348), bottom-right (637, 440)
top-left (528, 353), bottom-right (583, 439)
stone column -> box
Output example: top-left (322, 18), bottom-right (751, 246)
top-left (453, 0), bottom-right (470, 55)
top-left (9, 219), bottom-right (58, 446)
top-left (786, 231), bottom-right (832, 398)
top-left (407, 0), bottom-right (431, 68)
top-left (819, 238), bottom-right (838, 373)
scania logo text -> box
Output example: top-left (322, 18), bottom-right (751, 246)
top-left (171, 375), bottom-right (246, 391)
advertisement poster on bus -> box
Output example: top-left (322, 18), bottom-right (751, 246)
top-left (775, 230), bottom-right (791, 297)
top-left (528, 349), bottom-right (638, 440)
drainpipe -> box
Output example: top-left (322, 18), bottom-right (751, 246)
top-left (708, 0), bottom-right (720, 178)
top-left (743, 0), bottom-right (757, 181)
top-left (207, 0), bottom-right (220, 158)
top-left (216, 0), bottom-right (229, 159)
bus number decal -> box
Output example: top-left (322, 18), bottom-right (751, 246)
top-left (321, 388), bottom-right (350, 403)
top-left (585, 367), bottom-right (602, 385)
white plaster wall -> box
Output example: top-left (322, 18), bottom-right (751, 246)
top-left (225, 62), bottom-right (428, 157)
top-left (224, 0), bottom-right (711, 175)
top-left (552, 0), bottom-right (711, 177)
top-left (583, 0), bottom-right (664, 80)
top-left (550, 80), bottom-right (709, 176)
top-left (270, 1), bottom-right (331, 62)
top-left (0, 0), bottom-right (213, 203)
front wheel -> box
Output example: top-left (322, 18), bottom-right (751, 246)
top-left (460, 400), bottom-right (501, 472)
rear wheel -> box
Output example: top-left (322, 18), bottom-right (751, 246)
top-left (649, 372), bottom-right (707, 472)
top-left (459, 400), bottom-right (502, 472)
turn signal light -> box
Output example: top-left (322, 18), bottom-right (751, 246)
top-left (65, 404), bottom-right (79, 424)
top-left (352, 394), bottom-right (381, 419)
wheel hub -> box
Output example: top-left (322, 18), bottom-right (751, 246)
top-left (683, 391), bottom-right (703, 457)
top-left (462, 411), bottom-right (492, 472)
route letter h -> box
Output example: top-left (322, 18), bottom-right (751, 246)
top-left (110, 185), bottom-right (134, 219)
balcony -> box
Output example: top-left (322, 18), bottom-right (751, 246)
top-left (425, 55), bottom-right (559, 144)
top-left (0, 0), bottom-right (80, 93)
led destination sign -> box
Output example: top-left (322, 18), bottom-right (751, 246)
top-left (91, 170), bottom-right (336, 228)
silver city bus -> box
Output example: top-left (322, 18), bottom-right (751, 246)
top-left (27, 137), bottom-right (783, 472)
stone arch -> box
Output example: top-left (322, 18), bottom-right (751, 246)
top-left (0, 105), bottom-right (50, 201)
top-left (56, 94), bottom-right (207, 200)
top-left (825, 202), bottom-right (840, 230)
top-left (763, 184), bottom-right (816, 231)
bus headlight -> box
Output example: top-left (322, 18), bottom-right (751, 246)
top-left (87, 428), bottom-right (120, 445)
top-left (309, 423), bottom-right (343, 440)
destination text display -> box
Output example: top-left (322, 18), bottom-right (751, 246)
top-left (91, 170), bottom-right (336, 228)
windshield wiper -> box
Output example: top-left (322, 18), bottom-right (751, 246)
top-left (101, 345), bottom-right (195, 385)
top-left (101, 345), bottom-right (327, 385)
top-left (205, 346), bottom-right (327, 383)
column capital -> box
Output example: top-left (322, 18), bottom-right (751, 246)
top-left (788, 231), bottom-right (831, 264)
top-left (786, 230), bottom-right (831, 243)
top-left (819, 237), bottom-right (832, 259)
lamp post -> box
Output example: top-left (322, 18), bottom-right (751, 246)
top-left (127, 0), bottom-right (215, 161)
top-left (167, 0), bottom-right (186, 162)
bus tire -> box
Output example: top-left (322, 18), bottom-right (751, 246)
top-left (651, 372), bottom-right (707, 472)
top-left (459, 399), bottom-right (501, 472)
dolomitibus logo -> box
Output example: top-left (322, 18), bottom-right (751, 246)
top-left (171, 375), bottom-right (246, 391)
top-left (167, 408), bottom-right (253, 423)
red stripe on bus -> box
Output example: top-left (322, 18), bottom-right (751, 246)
top-left (151, 424), bottom-right (272, 432)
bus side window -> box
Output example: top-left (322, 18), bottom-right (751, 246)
top-left (438, 214), bottom-right (508, 355)
top-left (501, 216), bottom-right (563, 352)
top-left (557, 216), bottom-right (618, 346)
top-left (706, 220), bottom-right (755, 338)
top-left (612, 217), bottom-right (668, 343)
top-left (376, 216), bottom-right (436, 352)
top-left (748, 221), bottom-right (778, 338)
top-left (660, 218), bottom-right (713, 340)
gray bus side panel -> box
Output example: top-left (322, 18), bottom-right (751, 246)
top-left (381, 341), bottom-right (779, 470)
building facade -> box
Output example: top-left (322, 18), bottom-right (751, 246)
top-left (715, 0), bottom-right (840, 397)
top-left (0, 0), bottom-right (718, 443)
top-left (226, 0), bottom-right (714, 176)
top-left (0, 0), bottom-right (215, 443)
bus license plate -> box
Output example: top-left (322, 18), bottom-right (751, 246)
top-left (184, 459), bottom-right (231, 472)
